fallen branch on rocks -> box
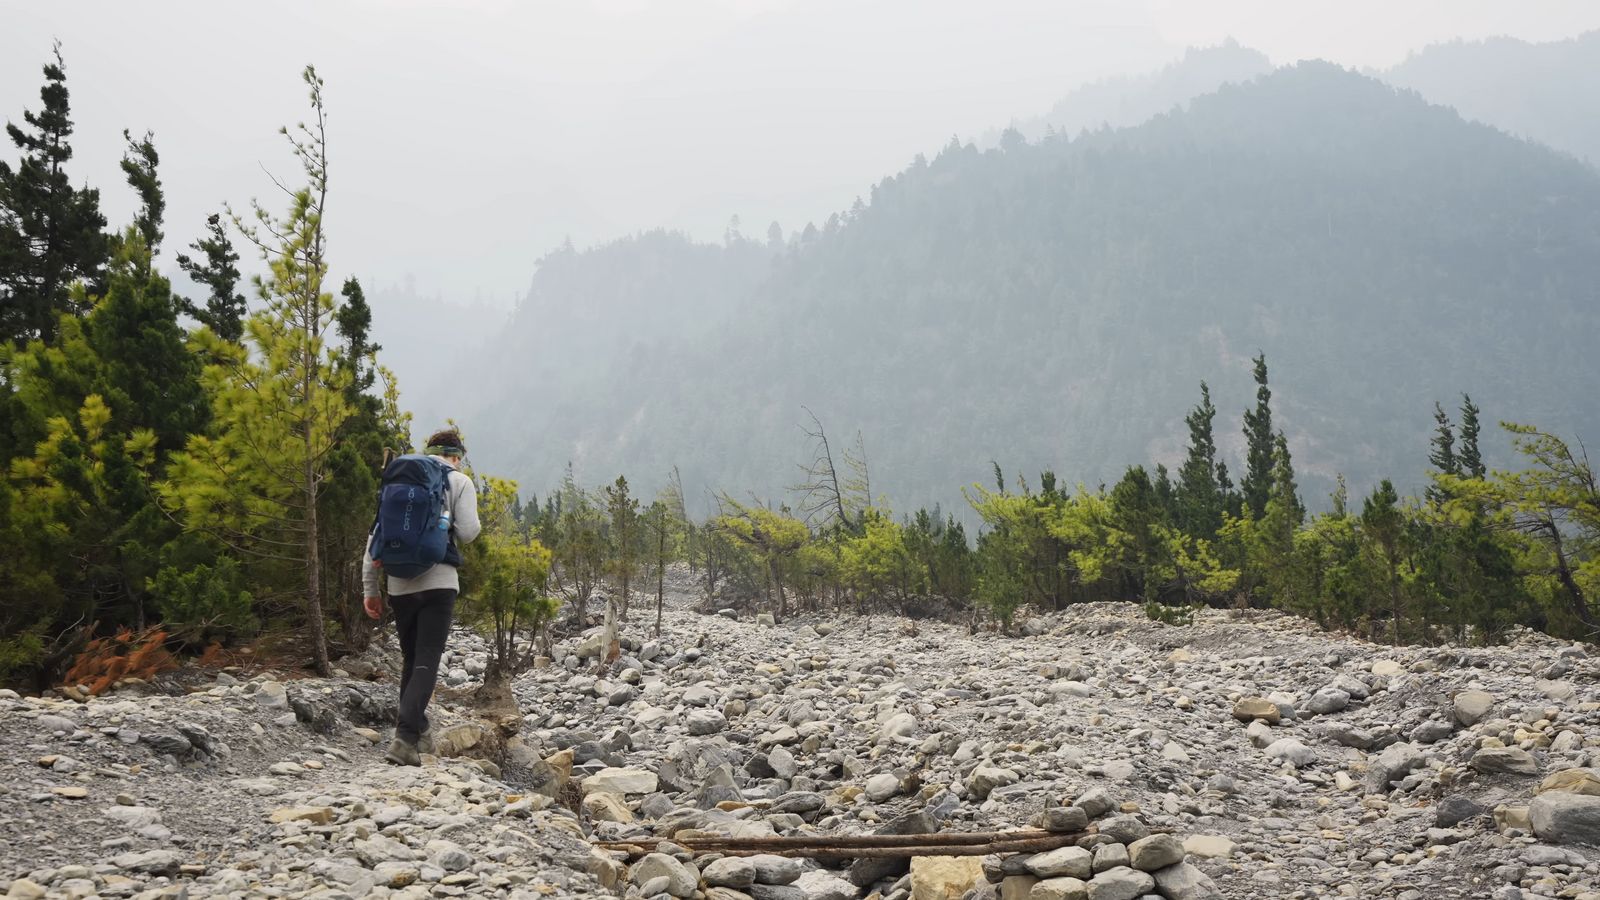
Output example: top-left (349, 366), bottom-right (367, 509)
top-left (593, 827), bottom-right (1104, 859)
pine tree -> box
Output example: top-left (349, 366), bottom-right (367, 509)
top-left (319, 275), bottom-right (403, 653)
top-left (334, 277), bottom-right (379, 401)
top-left (161, 67), bottom-right (350, 675)
top-left (1176, 381), bottom-right (1223, 539)
top-left (92, 132), bottom-right (203, 452)
top-left (4, 228), bottom-right (201, 651)
top-left (644, 476), bottom-right (685, 636)
top-left (1251, 432), bottom-right (1304, 608)
top-left (1491, 425), bottom-right (1600, 633)
top-left (1427, 401), bottom-right (1457, 504)
top-left (1153, 463), bottom-right (1176, 520)
top-left (1240, 353), bottom-right (1274, 519)
top-left (1429, 401), bottom-right (1457, 475)
top-left (1217, 460), bottom-right (1240, 520)
top-left (87, 230), bottom-right (205, 456)
top-left (1269, 432), bottom-right (1302, 526)
top-left (176, 213), bottom-right (246, 342)
top-left (1359, 479), bottom-right (1407, 643)
top-left (0, 44), bottom-right (109, 346)
top-left (604, 475), bottom-right (640, 618)
top-left (2, 115), bottom-right (200, 651)
top-left (119, 130), bottom-right (163, 256)
top-left (551, 466), bottom-right (605, 625)
top-left (712, 498), bottom-right (808, 621)
top-left (1458, 394), bottom-right (1485, 479)
top-left (1107, 465), bottom-right (1166, 600)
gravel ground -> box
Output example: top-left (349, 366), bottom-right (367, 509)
top-left (3, 571), bottom-right (1598, 900)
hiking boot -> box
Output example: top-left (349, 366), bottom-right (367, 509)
top-left (417, 727), bottom-right (435, 755)
top-left (384, 737), bottom-right (421, 767)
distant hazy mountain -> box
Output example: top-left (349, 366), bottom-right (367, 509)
top-left (983, 40), bottom-right (1272, 145)
top-left (1382, 31), bottom-right (1600, 164)
top-left (393, 230), bottom-right (776, 468)
top-left (416, 63), bottom-right (1600, 521)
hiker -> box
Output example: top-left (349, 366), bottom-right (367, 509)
top-left (361, 428), bottom-right (481, 766)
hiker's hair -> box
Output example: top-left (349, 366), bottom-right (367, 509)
top-left (425, 428), bottom-right (465, 455)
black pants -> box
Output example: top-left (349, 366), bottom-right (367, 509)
top-left (390, 588), bottom-right (456, 743)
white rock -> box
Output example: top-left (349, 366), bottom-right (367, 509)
top-left (256, 681), bottom-right (289, 709)
top-left (795, 869), bottom-right (857, 900)
top-left (582, 767), bottom-right (659, 795)
top-left (865, 772), bottom-right (901, 802)
top-left (1264, 738), bottom-right (1316, 767)
top-left (1030, 877), bottom-right (1089, 900)
top-left (1182, 834), bottom-right (1234, 859)
top-left (104, 806), bottom-right (162, 829)
top-left (878, 712), bottom-right (917, 745)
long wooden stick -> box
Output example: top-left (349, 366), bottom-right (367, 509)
top-left (620, 829), bottom-right (1062, 849)
top-left (593, 828), bottom-right (1092, 859)
top-left (710, 835), bottom-right (1084, 858)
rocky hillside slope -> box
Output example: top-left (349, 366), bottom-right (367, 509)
top-left (4, 577), bottom-right (1599, 900)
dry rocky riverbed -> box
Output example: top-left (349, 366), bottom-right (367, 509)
top-left (4, 572), bottom-right (1600, 900)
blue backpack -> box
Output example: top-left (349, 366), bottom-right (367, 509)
top-left (368, 454), bottom-right (462, 579)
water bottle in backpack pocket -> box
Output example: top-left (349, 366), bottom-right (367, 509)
top-left (368, 454), bottom-right (461, 578)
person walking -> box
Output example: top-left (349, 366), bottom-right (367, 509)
top-left (361, 428), bottom-right (481, 766)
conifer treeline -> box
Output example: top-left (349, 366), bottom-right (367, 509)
top-left (2, 52), bottom-right (1596, 689)
top-left (0, 55), bottom-right (417, 682)
top-left (518, 357), bottom-right (1597, 647)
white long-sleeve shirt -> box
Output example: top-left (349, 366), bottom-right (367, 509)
top-left (361, 461), bottom-right (481, 596)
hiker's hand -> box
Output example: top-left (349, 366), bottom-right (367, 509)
top-left (363, 596), bottom-right (383, 620)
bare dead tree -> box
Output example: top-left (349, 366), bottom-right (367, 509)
top-left (791, 407), bottom-right (851, 532)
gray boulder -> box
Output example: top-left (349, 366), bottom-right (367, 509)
top-left (1127, 834), bottom-right (1185, 872)
top-left (1452, 690), bottom-right (1495, 726)
top-left (1085, 866), bottom-right (1154, 900)
top-left (1471, 747), bottom-right (1539, 776)
top-left (1436, 796), bottom-right (1487, 828)
top-left (703, 856), bottom-right (757, 888)
top-left (631, 853), bottom-right (699, 898)
top-left (1366, 742), bottom-right (1425, 792)
top-left (1530, 792), bottom-right (1600, 845)
top-left (967, 765), bottom-right (1020, 800)
top-left (1097, 815), bottom-right (1149, 844)
top-left (1152, 862), bottom-right (1224, 900)
top-left (748, 854), bottom-right (802, 885)
top-left (686, 709), bottom-right (729, 736)
top-left (1307, 688), bottom-right (1350, 715)
top-left (1025, 846), bottom-right (1092, 879)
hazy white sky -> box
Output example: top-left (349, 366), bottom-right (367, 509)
top-left (5, 0), bottom-right (1598, 304)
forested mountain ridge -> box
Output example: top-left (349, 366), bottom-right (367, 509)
top-left (981, 39), bottom-right (1273, 146)
top-left (394, 231), bottom-right (775, 434)
top-left (986, 31), bottom-right (1600, 169)
top-left (1383, 30), bottom-right (1600, 165)
top-left (434, 62), bottom-right (1600, 517)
